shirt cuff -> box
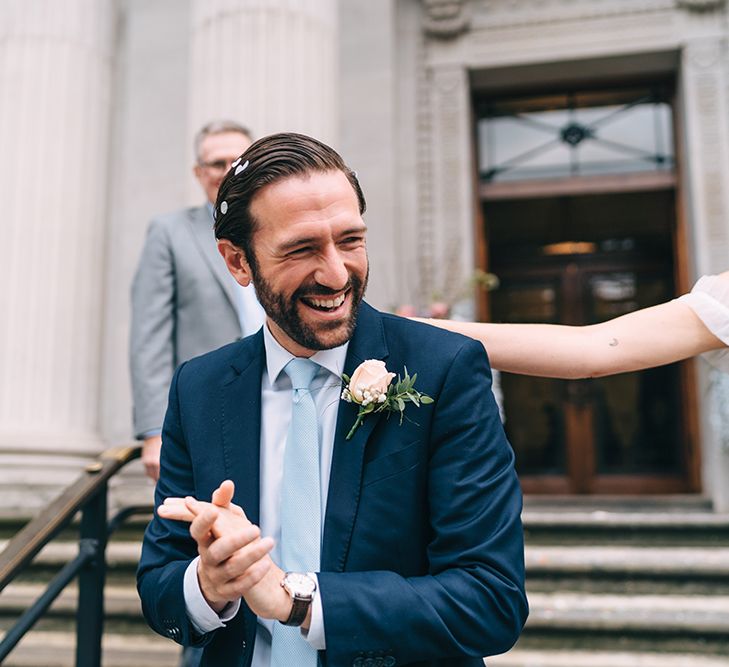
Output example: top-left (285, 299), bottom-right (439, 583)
top-left (301, 573), bottom-right (326, 650)
top-left (141, 429), bottom-right (162, 439)
top-left (183, 556), bottom-right (241, 634)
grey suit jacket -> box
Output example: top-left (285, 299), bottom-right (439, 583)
top-left (130, 205), bottom-right (243, 438)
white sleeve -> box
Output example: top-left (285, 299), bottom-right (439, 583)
top-left (183, 556), bottom-right (241, 634)
top-left (301, 573), bottom-right (326, 650)
top-left (677, 274), bottom-right (729, 371)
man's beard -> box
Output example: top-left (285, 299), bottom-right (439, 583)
top-left (250, 265), bottom-right (368, 351)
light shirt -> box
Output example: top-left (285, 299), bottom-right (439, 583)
top-left (236, 279), bottom-right (266, 337)
top-left (183, 321), bottom-right (349, 664)
top-left (677, 274), bottom-right (729, 371)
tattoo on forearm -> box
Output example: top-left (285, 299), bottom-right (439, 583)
top-left (609, 338), bottom-right (619, 347)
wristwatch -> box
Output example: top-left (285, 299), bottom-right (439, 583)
top-left (280, 572), bottom-right (317, 627)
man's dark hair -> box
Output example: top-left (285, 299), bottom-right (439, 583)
top-left (213, 132), bottom-right (366, 265)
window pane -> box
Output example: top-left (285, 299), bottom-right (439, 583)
top-left (477, 87), bottom-right (674, 182)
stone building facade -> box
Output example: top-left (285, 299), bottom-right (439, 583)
top-left (1, 0), bottom-right (727, 512)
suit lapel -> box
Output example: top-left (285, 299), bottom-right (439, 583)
top-left (185, 205), bottom-right (240, 315)
top-left (321, 303), bottom-right (389, 571)
top-left (220, 330), bottom-right (264, 525)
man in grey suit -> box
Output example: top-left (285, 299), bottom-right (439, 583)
top-left (130, 120), bottom-right (264, 481)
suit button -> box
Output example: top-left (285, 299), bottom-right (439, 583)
top-left (241, 640), bottom-right (246, 649)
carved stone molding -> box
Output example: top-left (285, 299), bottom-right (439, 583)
top-left (472, 0), bottom-right (675, 30)
top-left (431, 67), bottom-right (468, 304)
top-left (676, 0), bottom-right (726, 12)
top-left (414, 32), bottom-right (436, 305)
top-left (422, 0), bottom-right (471, 39)
top-left (687, 41), bottom-right (722, 69)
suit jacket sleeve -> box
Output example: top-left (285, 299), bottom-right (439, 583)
top-left (317, 339), bottom-right (528, 664)
top-left (136, 362), bottom-right (217, 648)
top-left (130, 217), bottom-right (177, 438)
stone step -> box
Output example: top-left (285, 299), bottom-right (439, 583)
top-left (487, 649), bottom-right (729, 667)
top-left (525, 545), bottom-right (729, 594)
top-left (0, 630), bottom-right (177, 667)
top-left (522, 510), bottom-right (729, 546)
top-left (523, 511), bottom-right (729, 529)
top-left (523, 495), bottom-right (714, 513)
top-left (526, 545), bottom-right (729, 576)
top-left (0, 540), bottom-right (142, 584)
top-left (523, 591), bottom-right (729, 637)
top-left (0, 539), bottom-right (142, 566)
top-left (0, 583), bottom-right (143, 618)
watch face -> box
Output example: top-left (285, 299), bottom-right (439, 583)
top-left (284, 572), bottom-right (317, 597)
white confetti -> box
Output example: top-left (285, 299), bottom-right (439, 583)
top-left (231, 157), bottom-right (242, 168)
top-left (235, 160), bottom-right (249, 176)
top-left (220, 201), bottom-right (228, 214)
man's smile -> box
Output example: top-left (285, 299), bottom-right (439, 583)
top-left (299, 289), bottom-right (350, 316)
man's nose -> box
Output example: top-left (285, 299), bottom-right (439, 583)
top-left (315, 245), bottom-right (349, 289)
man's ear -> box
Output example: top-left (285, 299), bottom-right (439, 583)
top-left (217, 239), bottom-right (253, 286)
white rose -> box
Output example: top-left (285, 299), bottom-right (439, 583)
top-left (348, 359), bottom-right (395, 404)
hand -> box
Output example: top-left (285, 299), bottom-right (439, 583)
top-left (186, 498), bottom-right (278, 614)
top-left (158, 480), bottom-right (247, 534)
top-left (141, 435), bottom-right (162, 481)
top-left (160, 481), bottom-right (295, 623)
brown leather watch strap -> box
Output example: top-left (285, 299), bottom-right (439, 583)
top-left (282, 594), bottom-right (310, 627)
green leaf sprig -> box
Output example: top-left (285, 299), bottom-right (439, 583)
top-left (341, 367), bottom-right (433, 440)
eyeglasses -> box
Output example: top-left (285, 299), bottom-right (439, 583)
top-left (198, 159), bottom-right (235, 173)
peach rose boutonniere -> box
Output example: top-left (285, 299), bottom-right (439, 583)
top-left (341, 359), bottom-right (434, 440)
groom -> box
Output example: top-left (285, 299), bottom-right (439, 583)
top-left (137, 133), bottom-right (528, 666)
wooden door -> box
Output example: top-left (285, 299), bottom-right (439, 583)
top-left (490, 251), bottom-right (691, 494)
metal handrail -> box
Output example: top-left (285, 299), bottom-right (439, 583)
top-left (0, 444), bottom-right (149, 666)
top-left (0, 445), bottom-right (140, 590)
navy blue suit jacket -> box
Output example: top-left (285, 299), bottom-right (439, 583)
top-left (137, 303), bottom-right (528, 666)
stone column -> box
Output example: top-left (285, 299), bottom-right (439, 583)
top-left (0, 0), bottom-right (114, 509)
top-left (679, 35), bottom-right (729, 510)
top-left (186, 0), bottom-right (338, 201)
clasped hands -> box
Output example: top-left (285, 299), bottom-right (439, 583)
top-left (157, 480), bottom-right (304, 627)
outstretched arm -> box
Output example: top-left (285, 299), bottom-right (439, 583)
top-left (422, 272), bottom-right (728, 379)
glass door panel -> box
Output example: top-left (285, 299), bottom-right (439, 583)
top-left (491, 279), bottom-right (567, 477)
top-left (500, 375), bottom-right (567, 476)
top-left (585, 270), bottom-right (683, 476)
top-left (592, 367), bottom-right (682, 475)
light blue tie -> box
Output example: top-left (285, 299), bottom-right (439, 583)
top-left (271, 358), bottom-right (320, 667)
